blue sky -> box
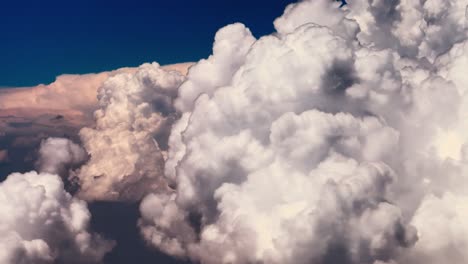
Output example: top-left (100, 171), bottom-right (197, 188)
top-left (0, 0), bottom-right (295, 87)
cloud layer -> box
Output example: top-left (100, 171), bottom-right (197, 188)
top-left (0, 63), bottom-right (193, 128)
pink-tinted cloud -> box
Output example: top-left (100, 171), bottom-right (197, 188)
top-left (0, 63), bottom-right (192, 118)
top-left (0, 63), bottom-right (193, 137)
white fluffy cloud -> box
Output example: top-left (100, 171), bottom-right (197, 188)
top-left (5, 0), bottom-right (463, 263)
top-left (75, 63), bottom-right (188, 201)
top-left (0, 171), bottom-right (114, 264)
top-left (405, 193), bottom-right (468, 264)
top-left (37, 137), bottom-right (87, 176)
top-left (138, 0), bottom-right (468, 263)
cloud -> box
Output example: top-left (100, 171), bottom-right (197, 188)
top-left (140, 24), bottom-right (416, 263)
top-left (0, 68), bottom-right (134, 123)
top-left (1, 0), bottom-right (466, 263)
top-left (404, 192), bottom-right (468, 264)
top-left (0, 63), bottom-right (193, 262)
top-left (0, 63), bottom-right (192, 113)
top-left (138, 0), bottom-right (468, 263)
top-left (36, 137), bottom-right (87, 176)
top-left (0, 63), bottom-right (193, 130)
top-left (0, 63), bottom-right (193, 186)
top-left (175, 24), bottom-right (256, 113)
top-left (0, 171), bottom-right (114, 263)
top-left (74, 63), bottom-right (188, 201)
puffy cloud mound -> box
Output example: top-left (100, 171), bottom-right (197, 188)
top-left (406, 193), bottom-right (468, 264)
top-left (0, 171), bottom-right (114, 264)
top-left (75, 63), bottom-right (188, 201)
top-left (139, 0), bottom-right (468, 263)
top-left (276, 0), bottom-right (467, 61)
top-left (37, 137), bottom-right (87, 176)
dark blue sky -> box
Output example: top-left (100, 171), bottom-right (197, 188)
top-left (0, 0), bottom-right (295, 87)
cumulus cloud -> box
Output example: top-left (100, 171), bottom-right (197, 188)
top-left (0, 171), bottom-right (114, 263)
top-left (404, 192), bottom-right (468, 264)
top-left (3, 0), bottom-right (465, 263)
top-left (0, 62), bottom-right (193, 263)
top-left (175, 24), bottom-right (256, 113)
top-left (37, 137), bottom-right (87, 176)
top-left (74, 63), bottom-right (188, 201)
top-left (137, 0), bottom-right (468, 263)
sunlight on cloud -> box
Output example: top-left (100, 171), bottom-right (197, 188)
top-left (434, 130), bottom-right (464, 160)
top-left (1, 0), bottom-right (468, 263)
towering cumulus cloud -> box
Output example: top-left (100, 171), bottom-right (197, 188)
top-left (139, 0), bottom-right (468, 263)
top-left (75, 63), bottom-right (188, 201)
top-left (0, 171), bottom-right (114, 263)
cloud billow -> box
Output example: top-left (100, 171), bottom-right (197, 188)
top-left (75, 63), bottom-right (187, 201)
top-left (3, 0), bottom-right (467, 263)
top-left (138, 0), bottom-right (468, 263)
top-left (0, 171), bottom-right (114, 264)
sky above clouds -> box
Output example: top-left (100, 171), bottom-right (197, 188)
top-left (0, 0), bottom-right (292, 87)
